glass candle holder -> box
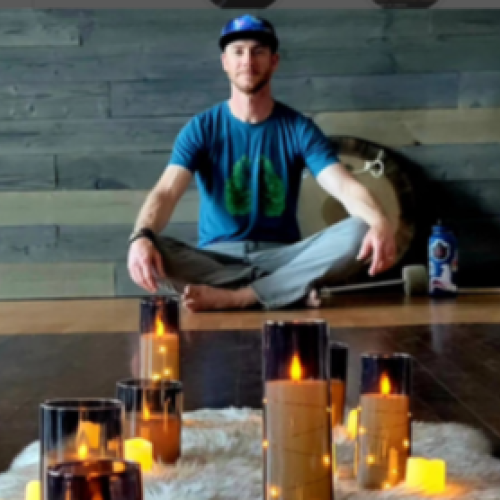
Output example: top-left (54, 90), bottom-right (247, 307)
top-left (46, 459), bottom-right (142, 500)
top-left (329, 341), bottom-right (348, 429)
top-left (262, 320), bottom-right (333, 500)
top-left (116, 378), bottom-right (183, 465)
top-left (40, 399), bottom-right (124, 500)
top-left (357, 353), bottom-right (412, 490)
top-left (139, 296), bottom-right (180, 381)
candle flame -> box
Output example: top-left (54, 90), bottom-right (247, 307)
top-left (78, 443), bottom-right (88, 459)
top-left (380, 373), bottom-right (391, 395)
top-left (143, 405), bottom-right (150, 420)
top-left (290, 354), bottom-right (302, 381)
top-left (262, 440), bottom-right (268, 449)
top-left (155, 313), bottom-right (165, 337)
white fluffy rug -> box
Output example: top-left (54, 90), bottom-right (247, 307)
top-left (1, 408), bottom-right (500, 499)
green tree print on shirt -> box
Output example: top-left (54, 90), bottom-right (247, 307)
top-left (260, 156), bottom-right (285, 217)
top-left (224, 155), bottom-right (252, 215)
top-left (224, 155), bottom-right (285, 217)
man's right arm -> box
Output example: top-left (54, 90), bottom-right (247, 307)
top-left (128, 115), bottom-right (205, 293)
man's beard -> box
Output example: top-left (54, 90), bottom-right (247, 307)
top-left (233, 71), bottom-right (271, 95)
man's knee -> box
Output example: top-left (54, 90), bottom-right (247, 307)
top-left (324, 216), bottom-right (369, 257)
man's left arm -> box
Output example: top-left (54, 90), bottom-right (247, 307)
top-left (300, 118), bottom-right (397, 276)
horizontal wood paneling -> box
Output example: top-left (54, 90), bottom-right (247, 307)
top-left (0, 191), bottom-right (199, 225)
top-left (431, 10), bottom-right (500, 36)
top-left (56, 152), bottom-right (171, 189)
top-left (0, 10), bottom-right (79, 47)
top-left (0, 117), bottom-right (188, 153)
top-left (111, 73), bottom-right (459, 116)
top-left (0, 154), bottom-right (55, 190)
top-left (459, 72), bottom-right (500, 109)
top-left (0, 82), bottom-right (109, 120)
top-left (0, 223), bottom-right (198, 263)
top-left (0, 263), bottom-right (114, 299)
top-left (314, 107), bottom-right (500, 147)
top-left (397, 144), bottom-right (500, 181)
top-left (1, 108), bottom-right (500, 155)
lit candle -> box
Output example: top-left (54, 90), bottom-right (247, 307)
top-left (25, 480), bottom-right (40, 500)
top-left (263, 320), bottom-right (333, 500)
top-left (406, 457), bottom-right (428, 489)
top-left (124, 437), bottom-right (153, 472)
top-left (117, 378), bottom-right (183, 465)
top-left (357, 354), bottom-right (412, 490)
top-left (426, 459), bottom-right (446, 494)
top-left (139, 297), bottom-right (180, 381)
top-left (347, 408), bottom-right (359, 439)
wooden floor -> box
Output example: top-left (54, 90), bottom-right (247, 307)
top-left (1, 293), bottom-right (500, 334)
top-left (2, 294), bottom-right (500, 471)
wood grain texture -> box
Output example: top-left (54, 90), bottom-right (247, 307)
top-left (78, 10), bottom-right (429, 48)
top-left (57, 151), bottom-right (173, 189)
top-left (0, 9), bottom-right (79, 47)
top-left (0, 82), bottom-right (109, 120)
top-left (0, 190), bottom-right (199, 225)
top-left (0, 117), bottom-right (188, 153)
top-left (111, 73), bottom-right (458, 116)
top-left (459, 72), bottom-right (500, 109)
top-left (0, 263), bottom-right (114, 299)
top-left (0, 223), bottom-right (198, 263)
top-left (397, 144), bottom-right (500, 181)
top-left (314, 107), bottom-right (500, 146)
top-left (431, 10), bottom-right (500, 36)
top-left (0, 154), bottom-right (55, 190)
top-left (4, 295), bottom-right (500, 335)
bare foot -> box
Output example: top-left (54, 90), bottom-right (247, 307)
top-left (305, 288), bottom-right (322, 308)
top-left (182, 284), bottom-right (258, 312)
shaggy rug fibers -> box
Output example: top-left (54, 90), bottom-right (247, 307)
top-left (1, 407), bottom-right (500, 499)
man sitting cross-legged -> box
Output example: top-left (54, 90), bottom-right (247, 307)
top-left (127, 14), bottom-right (396, 312)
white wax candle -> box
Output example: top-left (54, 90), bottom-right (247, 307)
top-left (140, 332), bottom-right (179, 380)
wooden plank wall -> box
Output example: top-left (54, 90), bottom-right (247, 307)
top-left (1, 9), bottom-right (500, 299)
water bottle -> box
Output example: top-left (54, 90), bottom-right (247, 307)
top-left (428, 220), bottom-right (458, 297)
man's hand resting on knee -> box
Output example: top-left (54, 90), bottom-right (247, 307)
top-left (356, 219), bottom-right (397, 276)
top-left (127, 238), bottom-right (166, 293)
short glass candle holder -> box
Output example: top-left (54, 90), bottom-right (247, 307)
top-left (139, 296), bottom-right (180, 381)
top-left (329, 341), bottom-right (348, 429)
top-left (116, 378), bottom-right (183, 465)
top-left (46, 459), bottom-right (142, 500)
top-left (357, 353), bottom-right (413, 490)
top-left (40, 399), bottom-right (123, 500)
top-left (262, 320), bottom-right (333, 500)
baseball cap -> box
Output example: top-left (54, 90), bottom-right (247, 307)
top-left (219, 14), bottom-right (279, 52)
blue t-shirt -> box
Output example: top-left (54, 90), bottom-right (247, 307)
top-left (168, 100), bottom-right (339, 248)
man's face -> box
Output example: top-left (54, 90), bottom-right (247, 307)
top-left (221, 39), bottom-right (279, 94)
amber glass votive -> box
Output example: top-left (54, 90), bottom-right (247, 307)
top-left (357, 353), bottom-right (413, 490)
top-left (116, 378), bottom-right (183, 465)
top-left (46, 459), bottom-right (142, 500)
top-left (262, 320), bottom-right (333, 500)
top-left (40, 399), bottom-right (123, 500)
top-left (139, 296), bottom-right (180, 381)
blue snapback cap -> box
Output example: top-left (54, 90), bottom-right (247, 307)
top-left (219, 14), bottom-right (279, 52)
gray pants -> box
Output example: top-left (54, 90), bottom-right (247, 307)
top-left (152, 216), bottom-right (369, 309)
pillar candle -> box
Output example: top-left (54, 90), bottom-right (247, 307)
top-left (357, 389), bottom-right (410, 489)
top-left (265, 378), bottom-right (332, 499)
top-left (140, 331), bottom-right (179, 381)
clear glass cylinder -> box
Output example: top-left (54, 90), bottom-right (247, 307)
top-left (116, 378), bottom-right (183, 465)
top-left (329, 341), bottom-right (348, 429)
top-left (39, 399), bottom-right (124, 500)
top-left (357, 353), bottom-right (412, 490)
top-left (139, 296), bottom-right (180, 381)
top-left (46, 459), bottom-right (142, 500)
top-left (262, 320), bottom-right (333, 500)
